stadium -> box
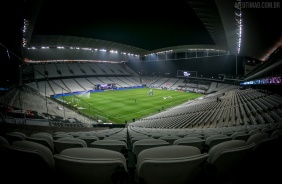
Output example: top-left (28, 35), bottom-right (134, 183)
top-left (0, 0), bottom-right (282, 184)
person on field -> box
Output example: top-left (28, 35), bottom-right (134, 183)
top-left (148, 88), bottom-right (154, 96)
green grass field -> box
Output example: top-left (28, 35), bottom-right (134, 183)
top-left (58, 88), bottom-right (203, 124)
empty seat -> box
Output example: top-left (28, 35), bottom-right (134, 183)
top-left (231, 132), bottom-right (251, 141)
top-left (184, 133), bottom-right (204, 139)
top-left (246, 134), bottom-right (282, 183)
top-left (27, 133), bottom-right (55, 153)
top-left (69, 132), bottom-right (85, 138)
top-left (5, 131), bottom-right (26, 144)
top-left (203, 134), bottom-right (232, 151)
top-left (173, 137), bottom-right (205, 151)
top-left (247, 132), bottom-right (269, 145)
top-left (0, 135), bottom-right (9, 147)
top-left (271, 128), bottom-right (282, 138)
top-left (54, 147), bottom-right (129, 184)
top-left (204, 132), bottom-right (220, 139)
top-left (53, 133), bottom-right (74, 140)
top-left (0, 135), bottom-right (9, 159)
top-left (248, 129), bottom-right (260, 135)
top-left (204, 140), bottom-right (255, 183)
top-left (136, 145), bottom-right (208, 184)
top-left (260, 127), bottom-right (273, 135)
top-left (4, 140), bottom-right (55, 184)
top-left (252, 135), bottom-right (282, 158)
top-left (95, 134), bottom-right (106, 140)
top-left (54, 137), bottom-right (87, 154)
top-left (220, 130), bottom-right (235, 136)
top-left (90, 139), bottom-right (127, 153)
top-left (33, 132), bottom-right (53, 138)
top-left (131, 135), bottom-right (151, 145)
top-left (150, 133), bottom-right (164, 139)
top-left (159, 135), bottom-right (181, 144)
top-left (104, 136), bottom-right (127, 143)
top-left (76, 135), bottom-right (99, 147)
top-left (132, 138), bottom-right (170, 158)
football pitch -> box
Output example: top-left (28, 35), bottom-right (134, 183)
top-left (59, 88), bottom-right (203, 124)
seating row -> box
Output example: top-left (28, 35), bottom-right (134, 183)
top-left (1, 128), bottom-right (282, 184)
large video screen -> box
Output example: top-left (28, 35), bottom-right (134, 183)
top-left (177, 70), bottom-right (197, 78)
top-left (96, 83), bottom-right (116, 90)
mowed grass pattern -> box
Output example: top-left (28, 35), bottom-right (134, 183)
top-left (60, 88), bottom-right (203, 124)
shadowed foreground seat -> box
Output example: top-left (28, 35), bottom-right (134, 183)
top-left (5, 131), bottom-right (26, 144)
top-left (27, 133), bottom-right (55, 153)
top-left (3, 140), bottom-right (55, 184)
top-left (105, 135), bottom-right (127, 143)
top-left (246, 132), bottom-right (269, 145)
top-left (54, 147), bottom-right (129, 184)
top-left (90, 139), bottom-right (127, 153)
top-left (53, 137), bottom-right (87, 154)
top-left (271, 128), bottom-right (282, 138)
top-left (173, 137), bottom-right (205, 151)
top-left (131, 135), bottom-right (152, 145)
top-left (136, 145), bottom-right (208, 184)
top-left (231, 132), bottom-right (250, 141)
top-left (204, 140), bottom-right (255, 183)
top-left (246, 134), bottom-right (282, 183)
top-left (203, 134), bottom-right (232, 152)
top-left (159, 135), bottom-right (181, 144)
top-left (132, 138), bottom-right (170, 158)
top-left (76, 135), bottom-right (99, 147)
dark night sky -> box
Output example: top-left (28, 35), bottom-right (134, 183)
top-left (240, 2), bottom-right (282, 60)
top-left (2, 0), bottom-right (282, 59)
top-left (32, 0), bottom-right (215, 50)
top-left (31, 0), bottom-right (282, 59)
top-left (0, 1), bottom-right (24, 85)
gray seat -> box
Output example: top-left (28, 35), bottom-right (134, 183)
top-left (173, 137), bottom-right (205, 151)
top-left (204, 134), bottom-right (232, 151)
top-left (131, 135), bottom-right (151, 144)
top-left (53, 133), bottom-right (74, 140)
top-left (54, 147), bottom-right (128, 184)
top-left (136, 145), bottom-right (208, 184)
top-left (0, 135), bottom-right (9, 146)
top-left (104, 136), bottom-right (127, 143)
top-left (159, 135), bottom-right (181, 144)
top-left (33, 132), bottom-right (53, 138)
top-left (204, 132), bottom-right (220, 139)
top-left (0, 135), bottom-right (9, 157)
top-left (220, 130), bottom-right (234, 136)
top-left (90, 139), bottom-right (127, 153)
top-left (28, 133), bottom-right (55, 153)
top-left (248, 129), bottom-right (260, 135)
top-left (205, 140), bottom-right (255, 183)
top-left (132, 138), bottom-right (170, 157)
top-left (3, 140), bottom-right (55, 184)
top-left (271, 129), bottom-right (282, 138)
top-left (54, 137), bottom-right (87, 154)
top-left (247, 132), bottom-right (269, 145)
top-left (76, 135), bottom-right (99, 147)
top-left (184, 133), bottom-right (204, 139)
top-left (247, 134), bottom-right (282, 183)
top-left (150, 133), bottom-right (164, 139)
top-left (231, 132), bottom-right (251, 141)
top-left (5, 131), bottom-right (26, 144)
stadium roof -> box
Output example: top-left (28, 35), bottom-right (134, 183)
top-left (1, 0), bottom-right (282, 61)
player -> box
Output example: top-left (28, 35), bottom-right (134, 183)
top-left (148, 88), bottom-right (154, 96)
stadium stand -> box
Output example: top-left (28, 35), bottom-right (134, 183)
top-left (1, 1), bottom-right (282, 183)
